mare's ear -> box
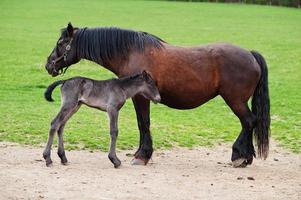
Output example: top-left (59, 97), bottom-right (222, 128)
top-left (67, 22), bottom-right (74, 37)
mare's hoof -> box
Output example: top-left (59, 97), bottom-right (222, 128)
top-left (131, 158), bottom-right (147, 165)
top-left (232, 158), bottom-right (247, 168)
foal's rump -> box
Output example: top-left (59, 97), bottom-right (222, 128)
top-left (44, 77), bottom-right (88, 103)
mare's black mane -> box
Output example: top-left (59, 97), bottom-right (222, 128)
top-left (61, 27), bottom-right (165, 66)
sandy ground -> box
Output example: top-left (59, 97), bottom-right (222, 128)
top-left (0, 141), bottom-right (300, 200)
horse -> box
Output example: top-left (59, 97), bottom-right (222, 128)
top-left (45, 23), bottom-right (270, 167)
top-left (43, 71), bottom-right (161, 168)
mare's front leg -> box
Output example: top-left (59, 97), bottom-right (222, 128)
top-left (131, 95), bottom-right (152, 165)
top-left (107, 106), bottom-right (121, 168)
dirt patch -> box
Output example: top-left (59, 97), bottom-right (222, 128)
top-left (0, 141), bottom-right (300, 200)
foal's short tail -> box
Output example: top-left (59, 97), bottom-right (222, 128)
top-left (44, 80), bottom-right (65, 102)
top-left (251, 50), bottom-right (270, 159)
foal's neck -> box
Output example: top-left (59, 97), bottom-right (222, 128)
top-left (118, 79), bottom-right (142, 99)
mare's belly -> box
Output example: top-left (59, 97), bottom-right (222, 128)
top-left (157, 73), bottom-right (218, 109)
top-left (159, 90), bottom-right (217, 109)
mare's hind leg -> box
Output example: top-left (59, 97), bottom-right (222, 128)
top-left (227, 102), bottom-right (256, 167)
top-left (57, 104), bottom-right (81, 165)
top-left (43, 103), bottom-right (78, 166)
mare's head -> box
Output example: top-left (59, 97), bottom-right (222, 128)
top-left (137, 71), bottom-right (161, 104)
top-left (45, 23), bottom-right (79, 77)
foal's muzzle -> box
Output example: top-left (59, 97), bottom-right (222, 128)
top-left (152, 95), bottom-right (161, 104)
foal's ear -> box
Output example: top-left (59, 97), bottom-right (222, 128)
top-left (67, 22), bottom-right (74, 37)
top-left (142, 70), bottom-right (149, 80)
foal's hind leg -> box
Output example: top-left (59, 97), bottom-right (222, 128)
top-left (43, 113), bottom-right (66, 167)
top-left (57, 104), bottom-right (81, 165)
top-left (57, 125), bottom-right (68, 164)
top-left (227, 102), bottom-right (256, 167)
top-left (43, 103), bottom-right (78, 166)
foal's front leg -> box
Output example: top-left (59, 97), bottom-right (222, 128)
top-left (107, 107), bottom-right (121, 168)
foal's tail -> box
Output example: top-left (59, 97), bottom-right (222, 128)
top-left (44, 80), bottom-right (65, 102)
top-left (251, 50), bottom-right (270, 159)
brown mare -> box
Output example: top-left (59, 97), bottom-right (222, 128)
top-left (45, 23), bottom-right (270, 167)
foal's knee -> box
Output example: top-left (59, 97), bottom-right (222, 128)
top-left (50, 119), bottom-right (61, 133)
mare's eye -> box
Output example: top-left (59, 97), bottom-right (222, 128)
top-left (57, 39), bottom-right (64, 45)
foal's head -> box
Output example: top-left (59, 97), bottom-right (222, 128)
top-left (45, 23), bottom-right (79, 77)
top-left (130, 71), bottom-right (161, 104)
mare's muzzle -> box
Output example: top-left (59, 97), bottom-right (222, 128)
top-left (45, 63), bottom-right (60, 77)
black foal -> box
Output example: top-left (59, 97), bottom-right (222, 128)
top-left (43, 71), bottom-right (161, 168)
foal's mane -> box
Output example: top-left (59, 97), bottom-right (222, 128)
top-left (62, 27), bottom-right (165, 66)
top-left (115, 73), bottom-right (145, 89)
top-left (118, 73), bottom-right (141, 82)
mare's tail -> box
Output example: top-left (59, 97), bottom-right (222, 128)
top-left (250, 50), bottom-right (270, 159)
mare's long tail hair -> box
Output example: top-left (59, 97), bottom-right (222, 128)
top-left (251, 50), bottom-right (271, 159)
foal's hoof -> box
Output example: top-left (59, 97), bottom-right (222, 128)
top-left (114, 162), bottom-right (121, 168)
top-left (46, 161), bottom-right (53, 167)
top-left (61, 161), bottom-right (68, 166)
top-left (60, 157), bottom-right (68, 165)
top-left (131, 158), bottom-right (147, 165)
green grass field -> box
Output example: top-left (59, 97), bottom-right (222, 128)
top-left (0, 0), bottom-right (300, 153)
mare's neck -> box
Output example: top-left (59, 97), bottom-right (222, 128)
top-left (74, 29), bottom-right (125, 76)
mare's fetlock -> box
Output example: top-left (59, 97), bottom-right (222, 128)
top-left (136, 145), bottom-right (153, 160)
top-left (231, 140), bottom-right (255, 167)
